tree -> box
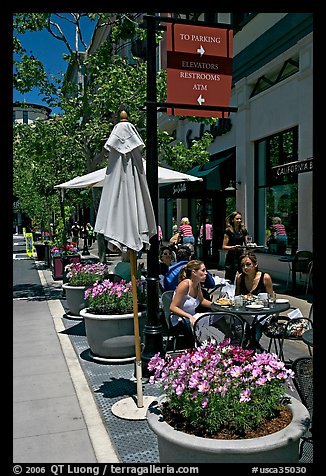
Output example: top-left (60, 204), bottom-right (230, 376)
top-left (13, 13), bottom-right (215, 228)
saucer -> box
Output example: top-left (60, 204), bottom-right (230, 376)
top-left (246, 304), bottom-right (264, 310)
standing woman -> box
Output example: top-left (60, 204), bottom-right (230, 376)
top-left (179, 217), bottom-right (195, 248)
top-left (222, 211), bottom-right (248, 283)
top-left (271, 216), bottom-right (288, 255)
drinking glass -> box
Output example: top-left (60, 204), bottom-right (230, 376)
top-left (269, 292), bottom-right (276, 308)
top-left (234, 295), bottom-right (243, 310)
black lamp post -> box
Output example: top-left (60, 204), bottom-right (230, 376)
top-left (141, 14), bottom-right (164, 377)
top-left (82, 207), bottom-right (90, 256)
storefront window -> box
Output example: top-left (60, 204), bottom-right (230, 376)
top-left (255, 127), bottom-right (298, 254)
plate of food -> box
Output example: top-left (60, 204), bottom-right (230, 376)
top-left (215, 298), bottom-right (231, 306)
top-left (275, 298), bottom-right (289, 304)
top-left (246, 303), bottom-right (264, 310)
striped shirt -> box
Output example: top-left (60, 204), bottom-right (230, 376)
top-left (272, 223), bottom-right (287, 235)
top-left (179, 224), bottom-right (193, 237)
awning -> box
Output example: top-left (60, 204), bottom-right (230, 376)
top-left (159, 150), bottom-right (235, 198)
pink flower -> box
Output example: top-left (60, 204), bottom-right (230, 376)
top-left (240, 388), bottom-right (251, 402)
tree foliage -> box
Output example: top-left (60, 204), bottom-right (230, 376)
top-left (13, 12), bottom-right (215, 229)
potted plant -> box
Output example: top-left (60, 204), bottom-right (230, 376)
top-left (34, 233), bottom-right (53, 262)
top-left (51, 244), bottom-right (80, 280)
top-left (80, 279), bottom-right (147, 362)
top-left (147, 340), bottom-right (310, 463)
top-left (62, 262), bottom-right (110, 317)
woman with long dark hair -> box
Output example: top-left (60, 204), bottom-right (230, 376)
top-left (222, 211), bottom-right (248, 283)
top-left (170, 260), bottom-right (212, 329)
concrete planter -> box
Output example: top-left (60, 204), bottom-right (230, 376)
top-left (52, 254), bottom-right (80, 280)
top-left (34, 243), bottom-right (46, 260)
top-left (80, 307), bottom-right (147, 362)
top-left (62, 283), bottom-right (88, 317)
top-left (147, 395), bottom-right (310, 463)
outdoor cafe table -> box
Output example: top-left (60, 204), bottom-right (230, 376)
top-left (278, 255), bottom-right (310, 293)
top-left (211, 301), bottom-right (290, 351)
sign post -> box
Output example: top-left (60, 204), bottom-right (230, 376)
top-left (166, 23), bottom-right (233, 117)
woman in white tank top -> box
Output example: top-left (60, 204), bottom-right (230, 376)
top-left (170, 260), bottom-right (213, 329)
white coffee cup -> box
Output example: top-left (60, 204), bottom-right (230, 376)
top-left (257, 293), bottom-right (268, 300)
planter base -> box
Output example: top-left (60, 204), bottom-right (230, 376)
top-left (89, 350), bottom-right (136, 364)
top-left (80, 308), bottom-right (146, 360)
top-left (64, 312), bottom-right (83, 321)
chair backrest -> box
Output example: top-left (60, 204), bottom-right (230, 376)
top-left (106, 273), bottom-right (125, 283)
top-left (308, 304), bottom-right (313, 322)
top-left (193, 312), bottom-right (245, 347)
top-left (291, 357), bottom-right (313, 415)
top-left (161, 290), bottom-right (175, 328)
top-left (294, 251), bottom-right (313, 273)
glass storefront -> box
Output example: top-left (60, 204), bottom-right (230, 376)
top-left (255, 127), bottom-right (298, 254)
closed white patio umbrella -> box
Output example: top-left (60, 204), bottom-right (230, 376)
top-left (93, 112), bottom-right (157, 418)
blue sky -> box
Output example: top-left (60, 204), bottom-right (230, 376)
top-left (13, 15), bottom-right (96, 115)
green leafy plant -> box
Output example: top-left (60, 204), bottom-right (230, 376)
top-left (65, 262), bottom-right (110, 287)
top-left (148, 340), bottom-right (294, 437)
top-left (85, 279), bottom-right (145, 315)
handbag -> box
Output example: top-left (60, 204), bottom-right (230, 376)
top-left (264, 315), bottom-right (310, 338)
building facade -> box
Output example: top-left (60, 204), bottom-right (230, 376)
top-left (158, 13), bottom-right (313, 265)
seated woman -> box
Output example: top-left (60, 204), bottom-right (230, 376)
top-left (235, 251), bottom-right (274, 349)
top-left (159, 246), bottom-right (173, 276)
top-left (114, 249), bottom-right (142, 282)
top-left (169, 260), bottom-right (213, 344)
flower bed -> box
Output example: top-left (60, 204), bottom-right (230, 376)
top-left (51, 244), bottom-right (79, 256)
top-left (65, 262), bottom-right (109, 287)
top-left (85, 278), bottom-right (146, 315)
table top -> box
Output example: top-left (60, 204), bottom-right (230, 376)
top-left (211, 301), bottom-right (290, 316)
top-left (279, 255), bottom-right (310, 263)
top-left (240, 245), bottom-right (265, 250)
top-left (302, 328), bottom-right (313, 347)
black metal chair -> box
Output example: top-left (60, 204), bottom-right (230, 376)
top-left (161, 291), bottom-right (195, 352)
top-left (106, 273), bottom-right (125, 283)
top-left (291, 357), bottom-right (313, 462)
top-left (193, 312), bottom-right (245, 347)
top-left (263, 315), bottom-right (313, 364)
top-left (286, 250), bottom-right (313, 292)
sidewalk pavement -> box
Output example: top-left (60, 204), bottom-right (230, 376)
top-left (13, 236), bottom-right (313, 463)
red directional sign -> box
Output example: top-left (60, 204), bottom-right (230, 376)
top-left (166, 24), bottom-right (233, 118)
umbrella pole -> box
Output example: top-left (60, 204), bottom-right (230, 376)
top-left (111, 250), bottom-right (156, 419)
top-left (130, 249), bottom-right (144, 408)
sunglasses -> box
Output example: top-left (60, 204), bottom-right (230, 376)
top-left (162, 253), bottom-right (172, 257)
top-left (241, 262), bottom-right (253, 268)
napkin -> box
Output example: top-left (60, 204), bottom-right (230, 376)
top-left (213, 276), bottom-right (228, 285)
top-left (220, 283), bottom-right (235, 298)
top-left (287, 308), bottom-right (303, 319)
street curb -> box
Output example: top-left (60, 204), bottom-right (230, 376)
top-left (37, 267), bottom-right (120, 463)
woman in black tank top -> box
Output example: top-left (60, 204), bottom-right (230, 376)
top-left (235, 252), bottom-right (274, 350)
top-left (235, 252), bottom-right (273, 297)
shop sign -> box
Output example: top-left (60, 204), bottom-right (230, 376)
top-left (173, 182), bottom-right (187, 195)
top-left (166, 23), bottom-right (233, 117)
top-left (272, 158), bottom-right (313, 177)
